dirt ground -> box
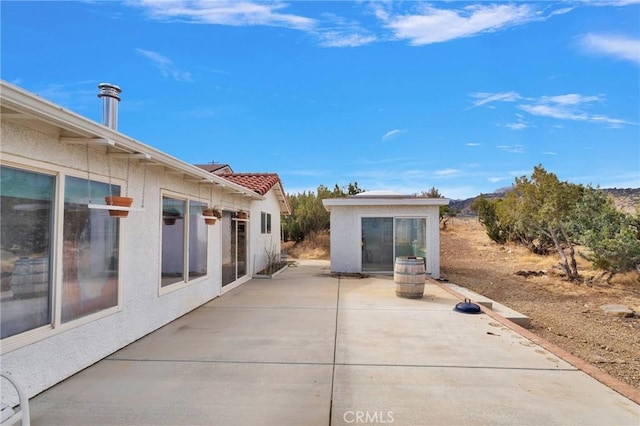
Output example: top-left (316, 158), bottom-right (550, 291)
top-left (440, 217), bottom-right (640, 390)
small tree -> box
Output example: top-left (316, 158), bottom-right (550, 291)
top-left (282, 181), bottom-right (365, 241)
top-left (420, 186), bottom-right (457, 228)
top-left (470, 196), bottom-right (508, 244)
top-left (509, 166), bottom-right (583, 281)
top-left (573, 188), bottom-right (640, 282)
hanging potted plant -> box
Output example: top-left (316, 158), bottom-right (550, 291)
top-left (237, 211), bottom-right (248, 220)
top-left (202, 207), bottom-right (217, 225)
top-left (105, 196), bottom-right (133, 218)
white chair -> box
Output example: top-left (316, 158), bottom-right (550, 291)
top-left (1, 372), bottom-right (30, 426)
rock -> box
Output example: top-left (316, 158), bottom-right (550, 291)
top-left (600, 304), bottom-right (635, 318)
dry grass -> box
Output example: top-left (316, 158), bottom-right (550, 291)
top-left (283, 230), bottom-right (330, 260)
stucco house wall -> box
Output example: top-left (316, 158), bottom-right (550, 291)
top-left (0, 81), bottom-right (276, 399)
top-left (249, 186), bottom-right (284, 274)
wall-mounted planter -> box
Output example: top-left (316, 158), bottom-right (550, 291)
top-left (105, 196), bottom-right (133, 218)
top-left (202, 208), bottom-right (217, 225)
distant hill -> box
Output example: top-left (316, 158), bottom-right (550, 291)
top-left (449, 188), bottom-right (640, 216)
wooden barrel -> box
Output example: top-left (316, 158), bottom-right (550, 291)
top-left (394, 256), bottom-right (425, 299)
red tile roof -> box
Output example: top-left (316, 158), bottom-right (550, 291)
top-left (218, 173), bottom-right (279, 195)
top-left (218, 173), bottom-right (291, 214)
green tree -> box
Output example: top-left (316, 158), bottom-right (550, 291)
top-left (282, 181), bottom-right (365, 241)
top-left (509, 165), bottom-right (584, 281)
top-left (470, 196), bottom-right (508, 244)
top-left (420, 186), bottom-right (458, 228)
top-left (572, 188), bottom-right (640, 281)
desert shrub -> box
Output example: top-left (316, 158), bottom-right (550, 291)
top-left (470, 196), bottom-right (508, 244)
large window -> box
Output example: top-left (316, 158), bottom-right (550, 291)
top-left (161, 195), bottom-right (209, 289)
top-left (161, 197), bottom-right (186, 287)
top-left (0, 166), bottom-right (55, 339)
top-left (62, 176), bottom-right (120, 323)
top-left (1, 165), bottom-right (122, 341)
top-left (188, 201), bottom-right (208, 280)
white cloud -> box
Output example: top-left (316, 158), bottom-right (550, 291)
top-left (579, 33), bottom-right (640, 65)
top-left (487, 176), bottom-right (506, 183)
top-left (466, 142), bottom-right (480, 146)
top-left (318, 31), bottom-right (377, 47)
top-left (497, 145), bottom-right (525, 154)
top-left (382, 129), bottom-right (406, 141)
top-left (503, 113), bottom-right (529, 130)
top-left (470, 90), bottom-right (632, 127)
top-left (586, 1), bottom-right (640, 6)
top-left (543, 151), bottom-right (558, 155)
top-left (381, 3), bottom-right (542, 46)
top-left (134, 0), bottom-right (316, 30)
top-left (504, 122), bottom-right (527, 130)
top-left (433, 168), bottom-right (459, 177)
top-left (539, 94), bottom-right (602, 105)
top-left (469, 91), bottom-right (522, 108)
top-left (518, 94), bottom-right (630, 126)
top-left (135, 48), bottom-right (193, 82)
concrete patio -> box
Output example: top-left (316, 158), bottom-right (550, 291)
top-left (26, 260), bottom-right (640, 425)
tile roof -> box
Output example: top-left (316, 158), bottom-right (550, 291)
top-left (219, 173), bottom-right (281, 196)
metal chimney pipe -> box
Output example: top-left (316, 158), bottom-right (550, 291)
top-left (97, 83), bottom-right (121, 130)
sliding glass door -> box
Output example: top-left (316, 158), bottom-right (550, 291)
top-left (222, 212), bottom-right (247, 287)
top-left (361, 217), bottom-right (394, 272)
top-left (361, 217), bottom-right (428, 272)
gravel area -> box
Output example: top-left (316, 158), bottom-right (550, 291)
top-left (440, 217), bottom-right (640, 390)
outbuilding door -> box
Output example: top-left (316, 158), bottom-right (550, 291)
top-left (361, 217), bottom-right (427, 273)
top-left (361, 217), bottom-right (393, 271)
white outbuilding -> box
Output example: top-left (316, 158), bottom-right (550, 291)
top-left (322, 191), bottom-right (449, 278)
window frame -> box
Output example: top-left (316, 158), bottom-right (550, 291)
top-left (261, 211), bottom-right (272, 235)
top-left (159, 190), bottom-right (209, 295)
top-left (1, 156), bottom-right (124, 354)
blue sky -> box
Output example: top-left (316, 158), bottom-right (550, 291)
top-left (2, 1), bottom-right (639, 199)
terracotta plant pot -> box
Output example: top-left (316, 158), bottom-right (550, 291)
top-left (237, 211), bottom-right (248, 220)
top-left (105, 196), bottom-right (133, 218)
top-left (203, 208), bottom-right (217, 225)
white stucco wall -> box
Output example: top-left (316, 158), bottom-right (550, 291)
top-left (328, 204), bottom-right (442, 278)
top-left (0, 119), bottom-right (234, 398)
top-left (249, 187), bottom-right (284, 275)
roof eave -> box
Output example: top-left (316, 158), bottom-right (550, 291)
top-left (322, 197), bottom-right (450, 211)
top-left (0, 81), bottom-right (260, 200)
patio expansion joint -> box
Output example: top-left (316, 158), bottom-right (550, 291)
top-left (205, 305), bottom-right (336, 311)
top-left (332, 362), bottom-right (579, 372)
top-left (328, 276), bottom-right (342, 426)
top-left (104, 358), bottom-right (335, 366)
